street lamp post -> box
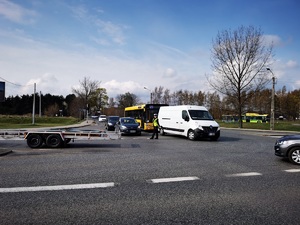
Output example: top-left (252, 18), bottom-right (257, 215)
top-left (144, 87), bottom-right (152, 104)
top-left (267, 68), bottom-right (275, 130)
top-left (32, 83), bottom-right (36, 125)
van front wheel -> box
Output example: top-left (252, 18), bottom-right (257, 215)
top-left (187, 130), bottom-right (196, 141)
top-left (160, 127), bottom-right (165, 136)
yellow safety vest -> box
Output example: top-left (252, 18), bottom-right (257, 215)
top-left (153, 118), bottom-right (159, 127)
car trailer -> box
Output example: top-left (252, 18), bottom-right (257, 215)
top-left (24, 128), bottom-right (120, 148)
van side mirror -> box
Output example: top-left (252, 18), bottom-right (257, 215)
top-left (185, 116), bottom-right (189, 122)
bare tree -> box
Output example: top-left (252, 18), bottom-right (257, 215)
top-left (152, 86), bottom-right (164, 104)
top-left (163, 88), bottom-right (171, 105)
top-left (108, 97), bottom-right (116, 107)
top-left (72, 77), bottom-right (100, 114)
top-left (208, 25), bottom-right (274, 127)
top-left (116, 92), bottom-right (140, 108)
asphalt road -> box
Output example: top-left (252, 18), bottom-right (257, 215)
top-left (1, 123), bottom-right (300, 225)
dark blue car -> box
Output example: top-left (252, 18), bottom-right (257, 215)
top-left (105, 116), bottom-right (120, 131)
top-left (115, 117), bottom-right (141, 135)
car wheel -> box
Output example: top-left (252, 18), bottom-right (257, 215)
top-left (187, 130), bottom-right (196, 141)
top-left (288, 147), bottom-right (300, 165)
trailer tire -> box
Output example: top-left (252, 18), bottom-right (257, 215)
top-left (46, 134), bottom-right (62, 148)
top-left (27, 134), bottom-right (43, 148)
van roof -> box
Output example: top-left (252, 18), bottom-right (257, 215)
top-left (160, 105), bottom-right (208, 110)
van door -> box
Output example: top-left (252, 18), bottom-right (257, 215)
top-left (179, 110), bottom-right (189, 133)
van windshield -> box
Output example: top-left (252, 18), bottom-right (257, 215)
top-left (188, 110), bottom-right (214, 120)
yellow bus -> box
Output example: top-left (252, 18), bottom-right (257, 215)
top-left (242, 113), bottom-right (269, 123)
top-left (124, 104), bottom-right (168, 131)
top-left (222, 115), bottom-right (239, 123)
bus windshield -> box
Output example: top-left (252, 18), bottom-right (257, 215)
top-left (124, 104), bottom-right (168, 130)
top-left (188, 110), bottom-right (214, 120)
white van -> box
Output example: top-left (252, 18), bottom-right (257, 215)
top-left (158, 105), bottom-right (220, 140)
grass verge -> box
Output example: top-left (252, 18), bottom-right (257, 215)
top-left (218, 120), bottom-right (300, 132)
top-left (0, 116), bottom-right (81, 129)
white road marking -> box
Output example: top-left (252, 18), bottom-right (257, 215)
top-left (284, 169), bottom-right (300, 173)
top-left (148, 176), bottom-right (199, 183)
top-left (0, 182), bottom-right (115, 193)
top-left (225, 172), bottom-right (262, 177)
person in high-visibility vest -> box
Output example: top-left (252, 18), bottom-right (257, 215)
top-left (150, 113), bottom-right (159, 139)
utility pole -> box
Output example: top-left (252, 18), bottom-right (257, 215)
top-left (267, 68), bottom-right (275, 130)
top-left (32, 83), bottom-right (36, 124)
top-left (144, 87), bottom-right (152, 104)
top-left (39, 91), bottom-right (42, 117)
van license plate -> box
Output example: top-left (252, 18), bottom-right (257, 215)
top-left (130, 130), bottom-right (136, 133)
top-left (209, 133), bottom-right (215, 136)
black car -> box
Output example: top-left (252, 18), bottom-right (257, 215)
top-left (274, 135), bottom-right (300, 165)
top-left (115, 117), bottom-right (141, 135)
top-left (105, 116), bottom-right (120, 131)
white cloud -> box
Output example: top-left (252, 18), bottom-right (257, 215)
top-left (104, 80), bottom-right (145, 97)
top-left (70, 4), bottom-right (127, 46)
top-left (163, 68), bottom-right (177, 78)
top-left (286, 60), bottom-right (298, 68)
top-left (0, 0), bottom-right (36, 24)
top-left (263, 34), bottom-right (282, 47)
top-left (95, 19), bottom-right (127, 45)
top-left (20, 74), bottom-right (59, 95)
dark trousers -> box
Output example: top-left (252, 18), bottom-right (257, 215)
top-left (151, 126), bottom-right (159, 139)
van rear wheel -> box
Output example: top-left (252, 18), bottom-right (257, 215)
top-left (187, 130), bottom-right (196, 141)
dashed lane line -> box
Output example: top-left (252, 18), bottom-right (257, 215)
top-left (225, 172), bottom-right (262, 177)
top-left (284, 169), bottom-right (300, 173)
top-left (1, 170), bottom-right (299, 193)
top-left (148, 176), bottom-right (200, 183)
top-left (0, 182), bottom-right (115, 193)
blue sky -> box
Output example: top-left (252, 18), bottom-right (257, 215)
top-left (0, 0), bottom-right (299, 103)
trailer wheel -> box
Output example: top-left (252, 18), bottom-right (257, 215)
top-left (46, 134), bottom-right (62, 148)
top-left (27, 134), bottom-right (43, 148)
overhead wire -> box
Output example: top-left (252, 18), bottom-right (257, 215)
top-left (0, 76), bottom-right (34, 87)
